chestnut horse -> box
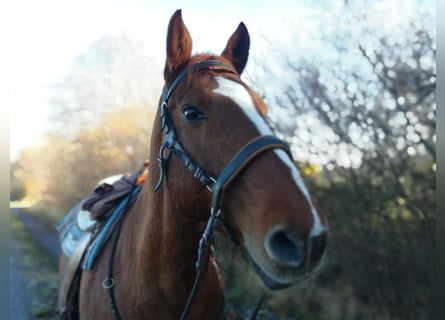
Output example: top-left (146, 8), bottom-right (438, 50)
top-left (59, 10), bottom-right (328, 320)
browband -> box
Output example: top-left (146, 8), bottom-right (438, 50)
top-left (162, 60), bottom-right (238, 104)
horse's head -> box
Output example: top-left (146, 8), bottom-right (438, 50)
top-left (154, 10), bottom-right (328, 290)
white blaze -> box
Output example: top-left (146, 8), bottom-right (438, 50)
top-left (213, 76), bottom-right (325, 237)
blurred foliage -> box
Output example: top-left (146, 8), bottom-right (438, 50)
top-left (10, 2), bottom-right (435, 319)
top-left (13, 106), bottom-right (155, 213)
top-left (12, 35), bottom-right (158, 213)
top-left (10, 162), bottom-right (26, 201)
top-left (244, 2), bottom-right (435, 319)
top-left (48, 35), bottom-right (162, 135)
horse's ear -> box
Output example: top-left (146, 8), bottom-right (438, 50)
top-left (164, 10), bottom-right (192, 80)
top-left (221, 22), bottom-right (250, 75)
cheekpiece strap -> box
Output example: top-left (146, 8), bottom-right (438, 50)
top-left (154, 60), bottom-right (237, 192)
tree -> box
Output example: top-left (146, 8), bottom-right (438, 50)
top-left (255, 3), bottom-right (435, 319)
top-left (16, 35), bottom-right (159, 214)
top-left (41, 106), bottom-right (155, 213)
top-left (10, 162), bottom-right (26, 201)
top-left (49, 35), bottom-right (162, 135)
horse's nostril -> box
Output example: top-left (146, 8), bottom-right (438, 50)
top-left (265, 228), bottom-right (303, 267)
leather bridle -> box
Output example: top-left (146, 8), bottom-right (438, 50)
top-left (154, 60), bottom-right (293, 319)
top-left (106, 60), bottom-right (293, 320)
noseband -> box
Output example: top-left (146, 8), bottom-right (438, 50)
top-left (154, 60), bottom-right (292, 319)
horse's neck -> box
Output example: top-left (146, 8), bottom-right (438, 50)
top-left (122, 179), bottom-right (222, 313)
top-left (116, 114), bottom-right (223, 316)
top-left (140, 183), bottom-right (203, 271)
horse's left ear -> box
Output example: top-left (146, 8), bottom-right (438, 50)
top-left (221, 22), bottom-right (250, 75)
top-left (164, 10), bottom-right (193, 81)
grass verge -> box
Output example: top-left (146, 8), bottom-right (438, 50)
top-left (10, 213), bottom-right (59, 319)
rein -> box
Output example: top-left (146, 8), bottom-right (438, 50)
top-left (107, 60), bottom-right (292, 320)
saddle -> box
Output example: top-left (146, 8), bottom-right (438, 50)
top-left (57, 163), bottom-right (148, 319)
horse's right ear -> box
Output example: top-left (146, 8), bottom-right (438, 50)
top-left (221, 22), bottom-right (250, 75)
top-left (164, 10), bottom-right (192, 81)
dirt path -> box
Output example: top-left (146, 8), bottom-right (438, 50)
top-left (10, 208), bottom-right (60, 320)
top-left (11, 208), bottom-right (61, 261)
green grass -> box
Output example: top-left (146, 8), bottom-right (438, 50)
top-left (10, 213), bottom-right (59, 319)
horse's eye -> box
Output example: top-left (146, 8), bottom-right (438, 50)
top-left (182, 105), bottom-right (205, 123)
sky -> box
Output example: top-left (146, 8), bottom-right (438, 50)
top-left (5, 0), bottom-right (435, 161)
top-left (6, 0), bottom-right (306, 160)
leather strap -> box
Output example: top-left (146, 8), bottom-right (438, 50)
top-left (155, 61), bottom-right (236, 192)
top-left (183, 137), bottom-right (292, 320)
top-left (162, 60), bottom-right (237, 103)
top-left (154, 103), bottom-right (216, 192)
top-left (211, 135), bottom-right (292, 213)
top-left (153, 60), bottom-right (293, 320)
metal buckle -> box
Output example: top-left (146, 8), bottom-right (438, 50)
top-left (193, 165), bottom-right (202, 178)
top-left (211, 207), bottom-right (221, 217)
top-left (206, 177), bottom-right (216, 192)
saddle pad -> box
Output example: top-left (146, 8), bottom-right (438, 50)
top-left (57, 184), bottom-right (142, 270)
top-left (57, 202), bottom-right (86, 258)
top-left (81, 185), bottom-right (142, 270)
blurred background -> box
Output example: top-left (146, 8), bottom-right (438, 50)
top-left (9, 0), bottom-right (435, 319)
